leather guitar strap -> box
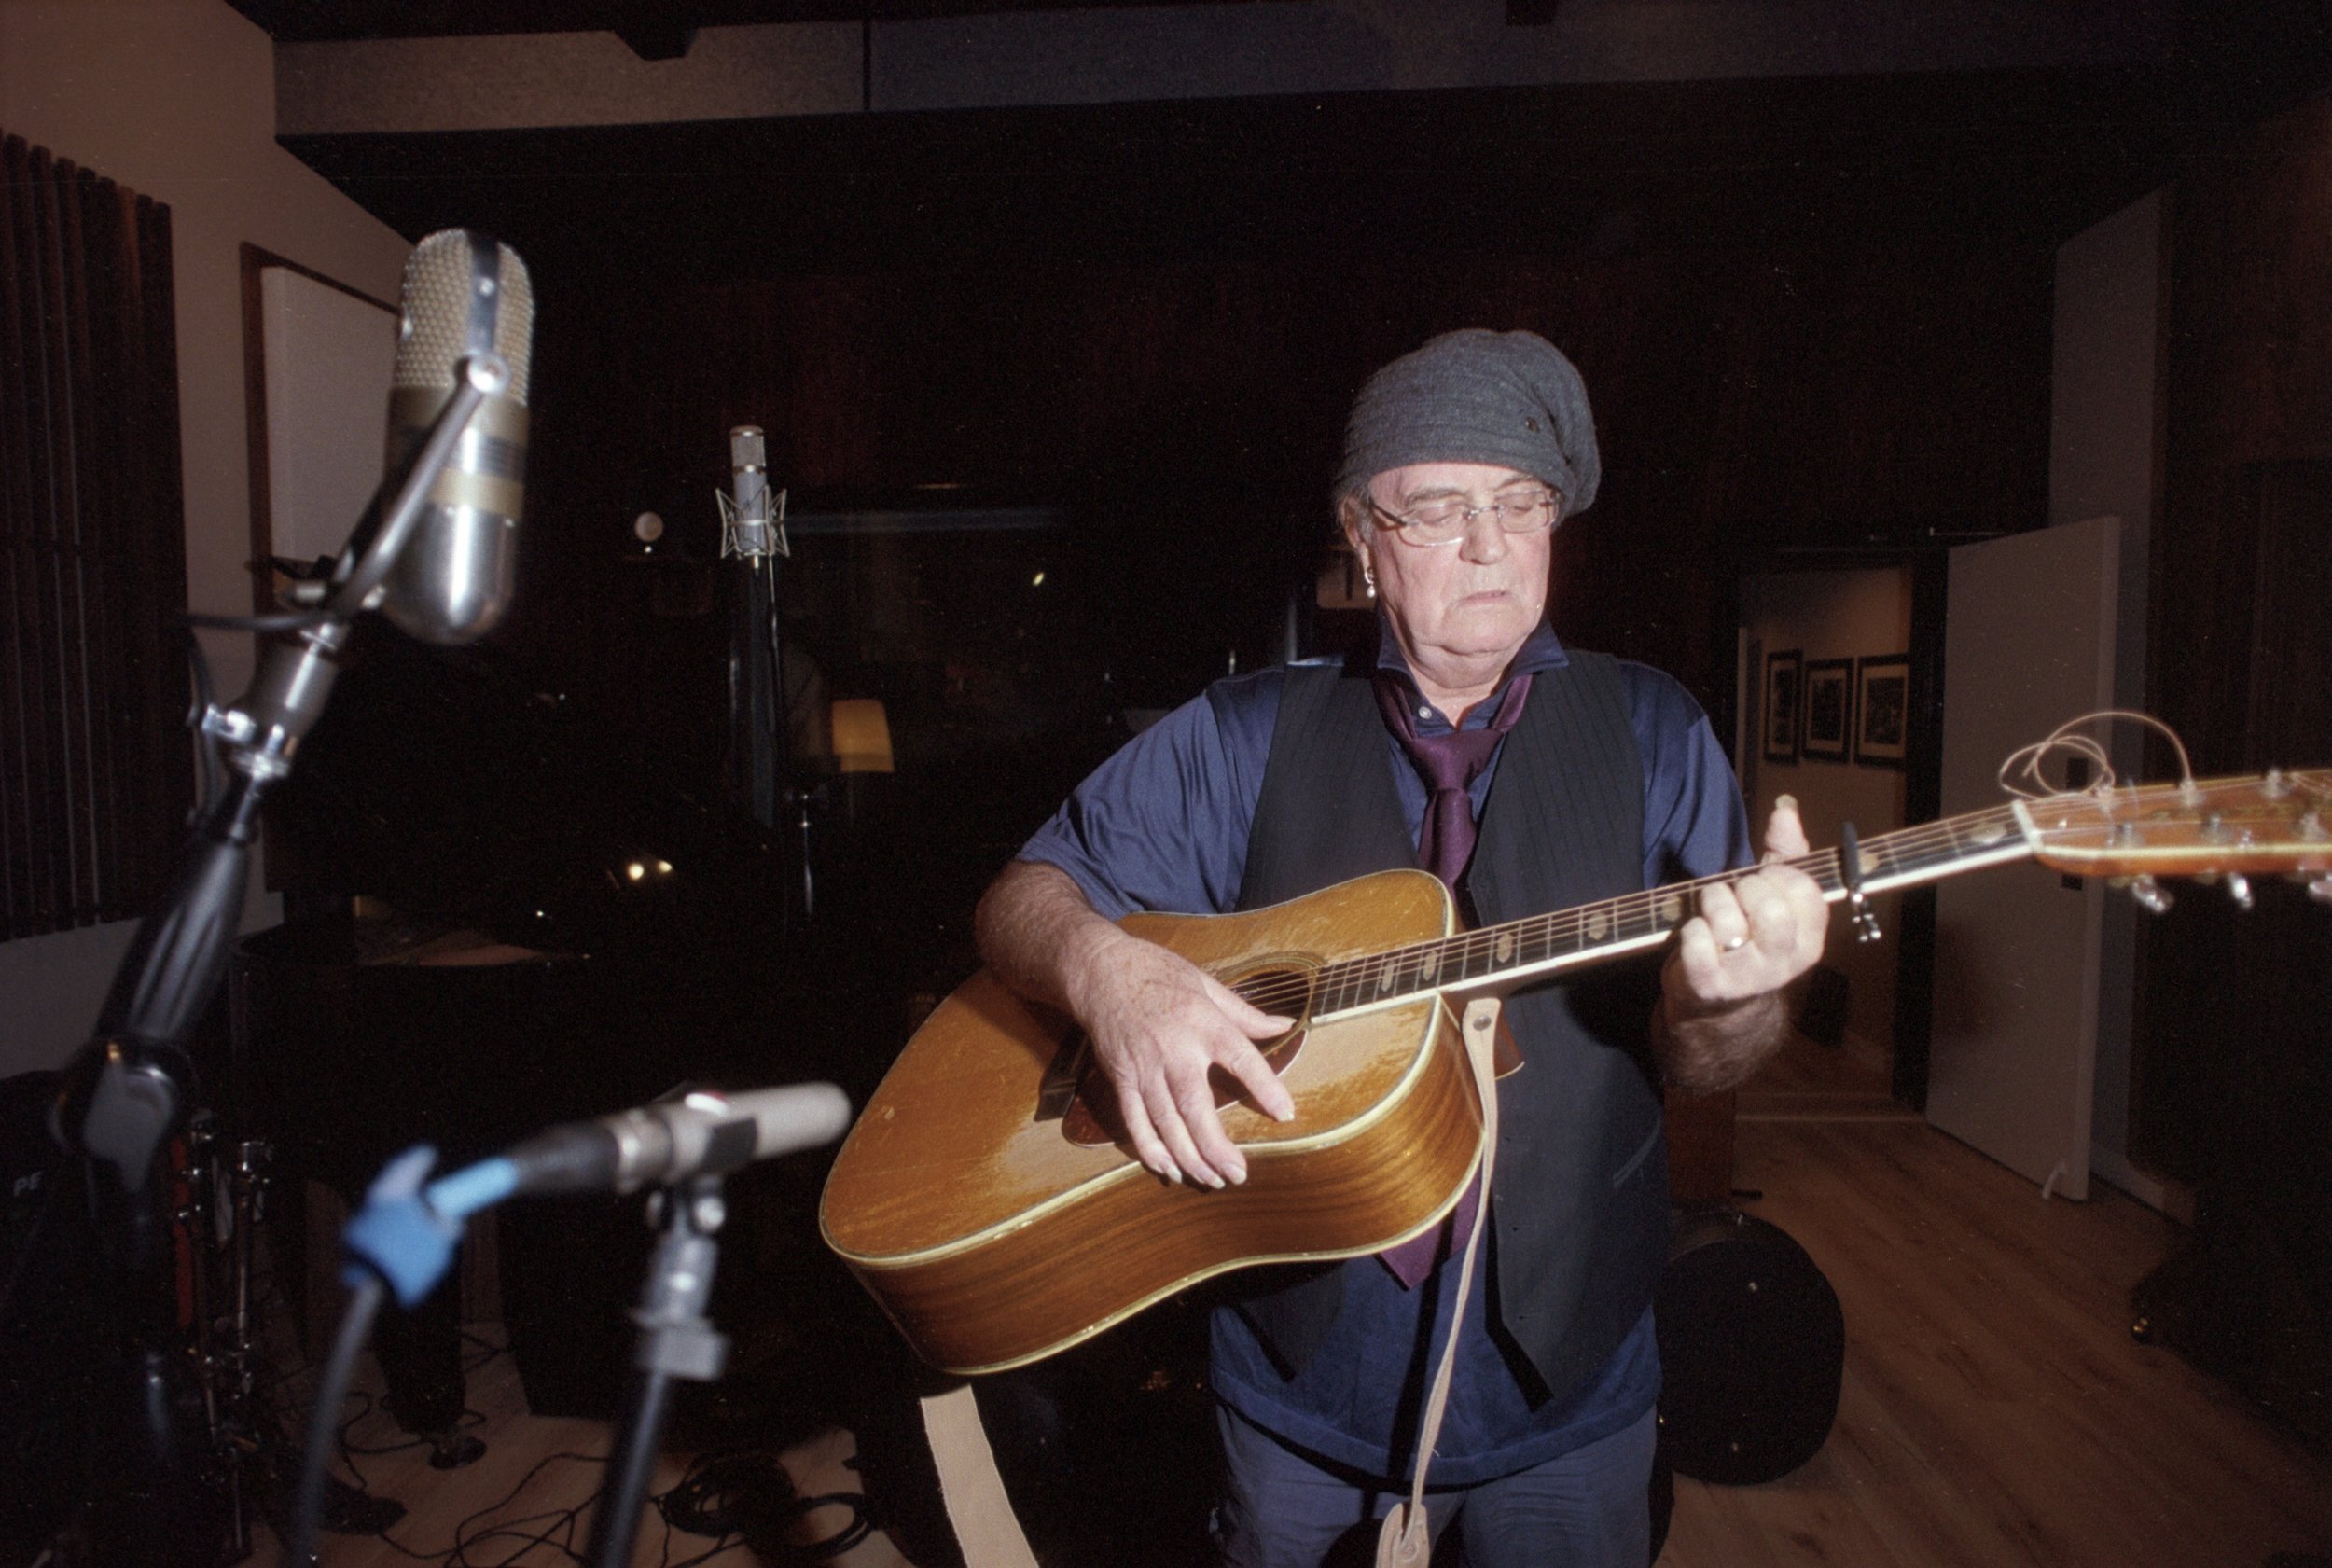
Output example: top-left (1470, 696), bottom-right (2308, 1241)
top-left (917, 1383), bottom-right (1040, 1568)
top-left (1377, 995), bottom-right (1504, 1568)
top-left (916, 996), bottom-right (1504, 1568)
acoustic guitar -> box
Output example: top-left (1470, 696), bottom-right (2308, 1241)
top-left (820, 770), bottom-right (2332, 1374)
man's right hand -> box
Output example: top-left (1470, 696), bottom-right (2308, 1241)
top-left (1060, 926), bottom-right (1298, 1189)
top-left (975, 859), bottom-right (1297, 1189)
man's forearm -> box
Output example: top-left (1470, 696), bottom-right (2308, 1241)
top-left (973, 858), bottom-right (1125, 1017)
top-left (1654, 988), bottom-right (1789, 1094)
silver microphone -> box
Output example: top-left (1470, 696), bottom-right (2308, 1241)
top-left (502, 1082), bottom-right (853, 1196)
top-left (380, 229), bottom-right (534, 644)
top-left (723, 424), bottom-right (780, 559)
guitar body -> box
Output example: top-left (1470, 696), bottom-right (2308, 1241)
top-left (819, 869), bottom-right (1488, 1374)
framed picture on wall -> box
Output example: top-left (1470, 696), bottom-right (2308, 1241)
top-left (1762, 648), bottom-right (1800, 765)
top-left (1854, 654), bottom-right (1911, 767)
top-left (1801, 659), bottom-right (1853, 762)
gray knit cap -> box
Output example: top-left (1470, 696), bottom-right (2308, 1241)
top-left (1335, 329), bottom-right (1599, 516)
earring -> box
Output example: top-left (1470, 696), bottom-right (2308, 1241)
top-left (1362, 563), bottom-right (1377, 599)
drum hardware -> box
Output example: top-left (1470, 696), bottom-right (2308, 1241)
top-left (168, 1115), bottom-right (278, 1565)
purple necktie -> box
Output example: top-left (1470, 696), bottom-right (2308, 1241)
top-left (1371, 671), bottom-right (1533, 1286)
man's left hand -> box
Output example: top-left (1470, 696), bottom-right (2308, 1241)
top-left (1658, 795), bottom-right (1829, 1089)
top-left (1669, 795), bottom-right (1827, 1008)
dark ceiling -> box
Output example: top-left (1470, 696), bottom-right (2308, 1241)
top-left (259, 3), bottom-right (2332, 292)
top-left (227, 0), bottom-right (1287, 27)
top-left (277, 70), bottom-right (2251, 286)
top-left (225, 0), bottom-right (1298, 58)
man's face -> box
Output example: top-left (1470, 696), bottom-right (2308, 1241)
top-left (1350, 462), bottom-right (1554, 685)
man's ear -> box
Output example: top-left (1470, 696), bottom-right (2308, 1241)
top-left (1337, 494), bottom-right (1370, 562)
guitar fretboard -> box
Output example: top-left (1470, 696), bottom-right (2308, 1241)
top-left (1234, 802), bottom-right (2037, 1023)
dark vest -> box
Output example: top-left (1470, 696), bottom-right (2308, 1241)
top-left (1222, 651), bottom-right (1671, 1402)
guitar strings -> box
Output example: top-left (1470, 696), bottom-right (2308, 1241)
top-left (1228, 803), bottom-right (2031, 1018)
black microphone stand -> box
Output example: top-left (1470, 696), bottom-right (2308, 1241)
top-left (49, 355), bottom-right (507, 1568)
top-left (719, 438), bottom-right (809, 925)
top-left (586, 1173), bottom-right (731, 1568)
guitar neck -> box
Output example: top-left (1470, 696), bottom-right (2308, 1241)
top-left (1307, 801), bottom-right (2036, 1020)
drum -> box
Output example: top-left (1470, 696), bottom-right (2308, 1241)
top-left (1656, 1206), bottom-right (1844, 1485)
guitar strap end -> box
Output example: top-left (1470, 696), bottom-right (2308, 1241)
top-left (918, 1382), bottom-right (1041, 1568)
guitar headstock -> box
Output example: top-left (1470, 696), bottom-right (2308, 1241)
top-left (2024, 770), bottom-right (2332, 890)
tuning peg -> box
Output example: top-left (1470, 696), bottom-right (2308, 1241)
top-left (2225, 873), bottom-right (2254, 911)
top-left (2130, 876), bottom-right (2173, 915)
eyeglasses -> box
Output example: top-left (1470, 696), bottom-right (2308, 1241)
top-left (1366, 488), bottom-right (1560, 548)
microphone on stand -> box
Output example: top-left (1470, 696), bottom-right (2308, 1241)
top-left (721, 424), bottom-right (784, 560)
top-left (72, 227), bottom-right (539, 1568)
top-left (374, 229), bottom-right (534, 644)
top-left (70, 227), bottom-right (539, 1130)
top-left (310, 1080), bottom-right (851, 1568)
top-left (500, 1081), bottom-right (854, 1197)
top-left (718, 423), bottom-right (796, 871)
top-left (338, 1083), bottom-right (854, 1305)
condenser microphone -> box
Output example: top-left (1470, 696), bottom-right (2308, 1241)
top-left (379, 229), bottom-right (534, 644)
top-left (498, 1082), bottom-right (853, 1197)
top-left (724, 424), bottom-right (781, 558)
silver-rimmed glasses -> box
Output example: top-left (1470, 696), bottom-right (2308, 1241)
top-left (1367, 487), bottom-right (1560, 548)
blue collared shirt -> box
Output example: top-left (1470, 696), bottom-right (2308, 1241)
top-left (1017, 621), bottom-right (1754, 1482)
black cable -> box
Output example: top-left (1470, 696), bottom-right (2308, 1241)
top-left (284, 1271), bottom-right (388, 1567)
top-left (784, 1493), bottom-right (875, 1561)
top-left (658, 1448), bottom-right (782, 1539)
top-left (443, 1450), bottom-right (607, 1566)
top-left (655, 1447), bottom-right (884, 1565)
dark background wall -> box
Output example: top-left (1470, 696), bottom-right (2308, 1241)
top-left (2141, 98), bottom-right (2332, 1184)
top-left (515, 243), bottom-right (2053, 728)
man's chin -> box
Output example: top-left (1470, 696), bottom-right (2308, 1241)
top-left (1441, 605), bottom-right (1533, 648)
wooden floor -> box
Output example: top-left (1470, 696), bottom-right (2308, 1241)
top-left (270, 1044), bottom-right (2332, 1568)
top-left (1667, 1120), bottom-right (2332, 1567)
top-left (255, 1337), bottom-right (899, 1568)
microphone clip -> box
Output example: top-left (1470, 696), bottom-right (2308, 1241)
top-left (716, 479), bottom-right (789, 561)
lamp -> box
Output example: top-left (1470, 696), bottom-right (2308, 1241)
top-left (830, 699), bottom-right (895, 775)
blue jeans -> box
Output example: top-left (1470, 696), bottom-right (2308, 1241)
top-left (1211, 1403), bottom-right (1657, 1568)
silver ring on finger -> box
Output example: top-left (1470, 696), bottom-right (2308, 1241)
top-left (1722, 934), bottom-right (1749, 952)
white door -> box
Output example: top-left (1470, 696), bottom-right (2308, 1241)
top-left (1928, 516), bottom-right (2123, 1200)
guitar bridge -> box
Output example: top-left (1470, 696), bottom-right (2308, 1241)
top-left (1034, 1034), bottom-right (1088, 1123)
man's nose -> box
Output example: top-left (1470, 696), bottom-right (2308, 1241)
top-left (1458, 509), bottom-right (1509, 562)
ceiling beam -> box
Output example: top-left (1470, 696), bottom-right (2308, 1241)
top-left (226, 0), bottom-right (1292, 44)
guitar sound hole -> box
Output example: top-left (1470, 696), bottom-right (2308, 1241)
top-left (1058, 962), bottom-right (1315, 1150)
